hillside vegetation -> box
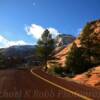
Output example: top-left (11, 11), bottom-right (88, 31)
top-left (66, 20), bottom-right (100, 74)
top-left (47, 20), bottom-right (100, 76)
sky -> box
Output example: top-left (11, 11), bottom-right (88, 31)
top-left (0, 0), bottom-right (100, 48)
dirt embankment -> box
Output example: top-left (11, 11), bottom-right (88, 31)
top-left (72, 66), bottom-right (100, 88)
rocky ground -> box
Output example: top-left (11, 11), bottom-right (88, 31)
top-left (72, 66), bottom-right (100, 88)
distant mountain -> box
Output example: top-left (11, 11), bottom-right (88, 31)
top-left (55, 34), bottom-right (76, 47)
top-left (0, 34), bottom-right (75, 69)
top-left (2, 45), bottom-right (36, 58)
top-left (0, 45), bottom-right (38, 68)
top-left (50, 34), bottom-right (75, 56)
top-left (0, 34), bottom-right (75, 60)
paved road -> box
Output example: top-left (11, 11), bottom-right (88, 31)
top-left (0, 69), bottom-right (99, 100)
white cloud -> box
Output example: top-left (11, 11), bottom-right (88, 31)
top-left (7, 40), bottom-right (27, 46)
top-left (25, 24), bottom-right (44, 39)
top-left (48, 27), bottom-right (60, 38)
top-left (0, 35), bottom-right (28, 48)
top-left (25, 24), bottom-right (60, 39)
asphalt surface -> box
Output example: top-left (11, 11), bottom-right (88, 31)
top-left (0, 69), bottom-right (99, 100)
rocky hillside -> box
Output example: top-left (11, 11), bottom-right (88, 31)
top-left (48, 19), bottom-right (100, 88)
top-left (49, 39), bottom-right (80, 67)
top-left (47, 34), bottom-right (75, 68)
top-left (73, 66), bottom-right (100, 88)
top-left (50, 20), bottom-right (100, 68)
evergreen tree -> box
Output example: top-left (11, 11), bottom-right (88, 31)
top-left (0, 54), bottom-right (3, 64)
top-left (36, 29), bottom-right (55, 71)
top-left (65, 42), bottom-right (90, 74)
top-left (80, 22), bottom-right (100, 66)
top-left (65, 21), bottom-right (100, 74)
top-left (0, 53), bottom-right (5, 68)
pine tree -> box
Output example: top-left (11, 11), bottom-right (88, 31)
top-left (0, 53), bottom-right (5, 68)
top-left (65, 42), bottom-right (90, 74)
top-left (36, 29), bottom-right (55, 71)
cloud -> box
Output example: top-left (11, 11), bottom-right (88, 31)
top-left (0, 35), bottom-right (28, 48)
top-left (48, 27), bottom-right (61, 38)
top-left (25, 24), bottom-right (44, 39)
top-left (25, 24), bottom-right (60, 39)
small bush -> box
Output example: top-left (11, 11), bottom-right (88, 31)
top-left (54, 66), bottom-right (64, 74)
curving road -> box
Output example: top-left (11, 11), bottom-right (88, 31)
top-left (0, 69), bottom-right (99, 100)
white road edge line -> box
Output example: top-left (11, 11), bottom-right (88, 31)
top-left (30, 69), bottom-right (93, 100)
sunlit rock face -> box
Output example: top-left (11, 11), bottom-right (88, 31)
top-left (73, 66), bottom-right (100, 88)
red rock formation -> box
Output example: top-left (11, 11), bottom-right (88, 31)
top-left (73, 66), bottom-right (100, 88)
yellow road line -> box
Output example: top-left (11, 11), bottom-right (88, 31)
top-left (30, 69), bottom-right (93, 100)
